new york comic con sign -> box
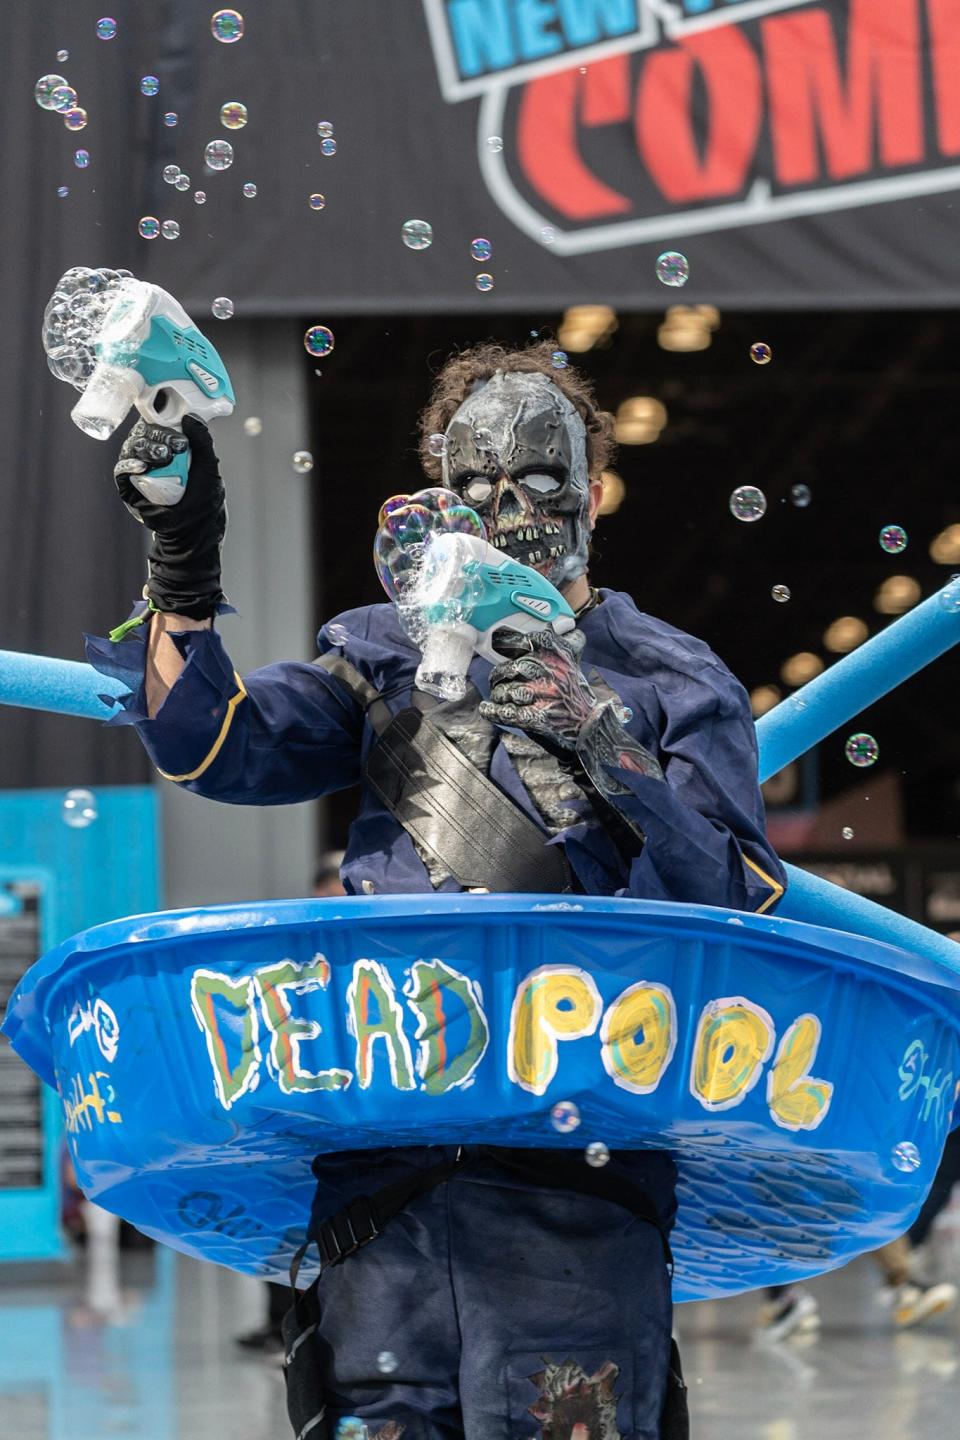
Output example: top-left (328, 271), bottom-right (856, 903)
top-left (422, 0), bottom-right (960, 254)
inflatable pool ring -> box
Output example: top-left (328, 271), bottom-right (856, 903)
top-left (2, 580), bottom-right (959, 1300)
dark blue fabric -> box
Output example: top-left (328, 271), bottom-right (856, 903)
top-left (100, 589), bottom-right (785, 910)
top-left (310, 1147), bottom-right (673, 1440)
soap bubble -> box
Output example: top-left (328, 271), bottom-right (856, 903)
top-left (550, 1100), bottom-right (581, 1134)
top-left (402, 219), bottom-right (433, 251)
top-left (138, 216), bottom-right (160, 239)
top-left (374, 488), bottom-right (485, 608)
top-left (585, 1141), bottom-right (610, 1168)
top-left (486, 135), bottom-right (503, 153)
top-left (74, 149), bottom-right (90, 168)
top-left (939, 578), bottom-right (960, 612)
top-left (51, 85), bottom-right (78, 112)
top-left (539, 225), bottom-right (558, 245)
top-left (729, 485), bottom-right (767, 522)
top-left (161, 219), bottom-right (180, 239)
top-left (62, 788), bottom-right (98, 829)
top-left (304, 325), bottom-right (334, 357)
top-left (205, 138), bottom-right (234, 170)
top-left (211, 296), bottom-right (234, 319)
top-left (790, 483), bottom-right (812, 508)
top-left (842, 826), bottom-right (854, 840)
top-left (96, 18), bottom-right (117, 40)
top-left (220, 100), bottom-right (248, 129)
top-left (320, 137), bottom-right (337, 156)
top-left (242, 181), bottom-right (257, 197)
top-left (194, 190), bottom-right (207, 204)
top-left (475, 273), bottom-right (494, 292)
top-left (174, 173), bottom-right (191, 191)
top-left (140, 75), bottom-right (160, 97)
top-left (163, 164), bottom-right (181, 184)
top-left (879, 524), bottom-right (907, 554)
top-left (771, 584), bottom-right (790, 603)
top-left (308, 193), bottom-right (326, 210)
top-left (892, 1141), bottom-right (921, 1173)
top-left (426, 433), bottom-right (448, 458)
top-left (64, 107), bottom-right (88, 131)
top-left (35, 75), bottom-right (69, 110)
top-left (317, 121), bottom-right (334, 138)
top-left (473, 427), bottom-right (494, 451)
top-left (56, 49), bottom-right (69, 63)
top-left (376, 1351), bottom-right (399, 1375)
top-left (327, 623), bottom-right (349, 646)
top-left (58, 185), bottom-right (69, 198)
top-left (163, 111), bottom-right (178, 127)
top-left (750, 342), bottom-right (772, 365)
top-left (618, 705), bottom-right (634, 724)
top-left (470, 237), bottom-right (492, 262)
top-left (292, 450), bottom-right (314, 474)
top-left (551, 350), bottom-right (568, 369)
top-left (210, 9), bottom-right (245, 43)
top-left (333, 1421), bottom-right (368, 1440)
top-left (656, 251), bottom-right (689, 287)
top-left (845, 732), bottom-right (879, 768)
top-left (243, 416), bottom-right (262, 436)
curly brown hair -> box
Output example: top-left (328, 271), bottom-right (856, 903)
top-left (418, 340), bottom-right (616, 483)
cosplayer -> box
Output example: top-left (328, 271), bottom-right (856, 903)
top-left (106, 341), bottom-right (787, 1440)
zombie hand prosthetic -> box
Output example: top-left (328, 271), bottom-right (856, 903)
top-left (481, 628), bottom-right (664, 798)
top-left (115, 415), bottom-right (227, 620)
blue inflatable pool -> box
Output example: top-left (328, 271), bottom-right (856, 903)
top-left (6, 893), bottom-right (960, 1302)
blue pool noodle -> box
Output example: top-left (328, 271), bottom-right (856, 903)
top-left (0, 648), bottom-right (124, 720)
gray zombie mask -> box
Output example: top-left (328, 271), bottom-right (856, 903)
top-left (440, 371), bottom-right (592, 587)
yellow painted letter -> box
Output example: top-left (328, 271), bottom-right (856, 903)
top-left (508, 966), bottom-right (601, 1096)
top-left (601, 982), bottom-right (676, 1095)
top-left (767, 1014), bottom-right (833, 1131)
top-left (691, 997), bottom-right (774, 1112)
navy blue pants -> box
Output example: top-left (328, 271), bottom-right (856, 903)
top-left (308, 1153), bottom-right (674, 1440)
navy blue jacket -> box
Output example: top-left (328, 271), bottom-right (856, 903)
top-left (90, 588), bottom-right (785, 912)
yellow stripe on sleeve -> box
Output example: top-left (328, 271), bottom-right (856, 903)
top-left (742, 852), bottom-right (786, 914)
top-left (157, 673), bottom-right (248, 783)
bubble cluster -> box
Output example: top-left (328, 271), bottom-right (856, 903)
top-left (892, 1141), bottom-right (921, 1173)
top-left (242, 181), bottom-right (257, 198)
top-left (205, 138), bottom-right (234, 170)
top-left (320, 137), bottom-right (337, 156)
top-left (470, 238), bottom-right (492, 262)
top-left (64, 108), bottom-right (88, 131)
top-left (729, 485), bottom-right (767, 522)
top-left (655, 251), bottom-right (689, 287)
top-left (750, 342), bottom-right (772, 365)
top-left (486, 135), bottom-right (503, 153)
top-left (771, 584), bottom-right (790, 603)
top-left (220, 100), bottom-right (248, 130)
top-left (74, 149), bottom-right (90, 168)
top-left (845, 732), bottom-right (879, 768)
top-left (879, 524), bottom-right (907, 554)
top-left (292, 450), bottom-right (314, 474)
top-left (304, 325), bottom-right (335, 357)
top-left (374, 488), bottom-right (486, 646)
top-left (401, 219), bottom-right (433, 251)
top-left (790, 484), bottom-right (812, 508)
top-left (475, 273), bottom-right (494, 292)
top-left (210, 9), bottom-right (245, 43)
top-left (551, 350), bottom-right (568, 370)
top-left (96, 17), bottom-right (117, 40)
top-left (62, 787), bottom-right (98, 829)
top-left (585, 1141), bottom-right (610, 1168)
top-left (939, 578), bottom-right (960, 613)
top-left (426, 432), bottom-right (448, 458)
top-left (140, 75), bottom-right (160, 97)
top-left (317, 121), bottom-right (334, 138)
top-left (42, 267), bottom-right (135, 392)
top-left (550, 1100), bottom-right (581, 1134)
top-left (138, 215), bottom-right (160, 239)
top-left (163, 112), bottom-right (178, 127)
top-left (376, 1352), bottom-right (399, 1375)
top-left (35, 75), bottom-right (68, 110)
top-left (243, 416), bottom-right (262, 436)
top-left (308, 193), bottom-right (326, 210)
top-left (211, 296), bottom-right (235, 319)
top-left (161, 219), bottom-right (180, 239)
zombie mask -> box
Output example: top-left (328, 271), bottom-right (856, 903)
top-left (440, 371), bottom-right (592, 587)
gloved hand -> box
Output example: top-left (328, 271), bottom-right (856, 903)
top-left (480, 627), bottom-right (663, 796)
top-left (114, 415), bottom-right (226, 619)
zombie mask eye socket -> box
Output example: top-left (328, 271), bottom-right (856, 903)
top-left (463, 476), bottom-right (494, 505)
top-left (520, 472), bottom-right (563, 495)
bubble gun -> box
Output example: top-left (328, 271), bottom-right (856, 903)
top-left (43, 271), bottom-right (235, 505)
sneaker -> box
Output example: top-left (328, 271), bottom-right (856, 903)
top-left (756, 1287), bottom-right (820, 1341)
top-left (884, 1280), bottom-right (958, 1328)
top-left (234, 1323), bottom-right (285, 1353)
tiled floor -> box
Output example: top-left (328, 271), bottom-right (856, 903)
top-left (1, 1232), bottom-right (958, 1439)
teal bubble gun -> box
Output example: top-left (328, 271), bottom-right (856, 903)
top-left (48, 276), bottom-right (235, 505)
top-left (412, 531), bottom-right (576, 700)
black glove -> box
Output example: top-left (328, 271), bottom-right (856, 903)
top-left (114, 414), bottom-right (227, 619)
